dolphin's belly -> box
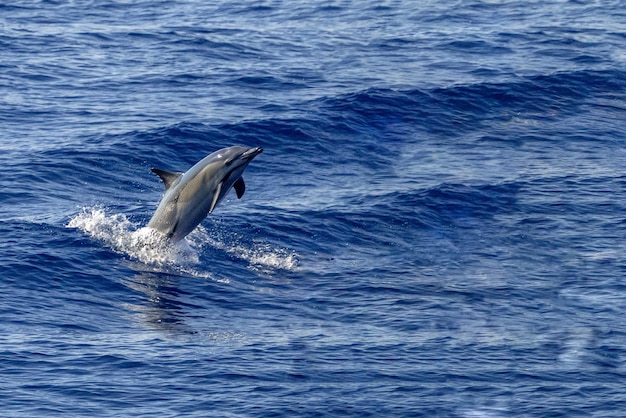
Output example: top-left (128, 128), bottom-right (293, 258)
top-left (147, 198), bottom-right (178, 237)
top-left (147, 187), bottom-right (215, 242)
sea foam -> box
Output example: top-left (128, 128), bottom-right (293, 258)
top-left (67, 207), bottom-right (299, 273)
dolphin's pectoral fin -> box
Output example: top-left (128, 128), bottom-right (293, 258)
top-left (167, 220), bottom-right (178, 240)
top-left (234, 177), bottom-right (246, 199)
top-left (151, 168), bottom-right (183, 190)
top-left (209, 182), bottom-right (222, 214)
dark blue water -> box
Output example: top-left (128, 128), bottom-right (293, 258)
top-left (2, 1), bottom-right (626, 416)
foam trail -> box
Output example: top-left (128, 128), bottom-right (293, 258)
top-left (205, 231), bottom-right (299, 272)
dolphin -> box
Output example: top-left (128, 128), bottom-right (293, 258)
top-left (147, 145), bottom-right (263, 242)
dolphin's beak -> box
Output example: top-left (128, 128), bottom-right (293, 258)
top-left (243, 147), bottom-right (263, 159)
top-left (225, 147), bottom-right (263, 167)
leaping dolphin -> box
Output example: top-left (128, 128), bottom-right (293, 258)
top-left (147, 146), bottom-right (263, 242)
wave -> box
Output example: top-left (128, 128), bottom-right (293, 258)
top-left (32, 67), bottom-right (620, 191)
top-left (315, 69), bottom-right (626, 136)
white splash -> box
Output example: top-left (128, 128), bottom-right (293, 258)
top-left (230, 241), bottom-right (298, 272)
top-left (67, 207), bottom-right (299, 273)
top-left (67, 207), bottom-right (199, 266)
top-left (187, 220), bottom-right (299, 272)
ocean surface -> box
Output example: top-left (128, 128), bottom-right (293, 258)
top-left (1, 1), bottom-right (626, 416)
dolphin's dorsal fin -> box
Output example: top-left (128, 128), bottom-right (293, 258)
top-left (234, 177), bottom-right (246, 199)
top-left (151, 168), bottom-right (183, 190)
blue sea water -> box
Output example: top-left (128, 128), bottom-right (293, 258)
top-left (1, 0), bottom-right (626, 416)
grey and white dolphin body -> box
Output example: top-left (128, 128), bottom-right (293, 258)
top-left (147, 146), bottom-right (263, 243)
